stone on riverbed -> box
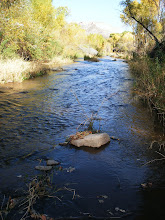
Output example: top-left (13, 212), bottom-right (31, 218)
top-left (70, 133), bottom-right (110, 148)
top-left (46, 160), bottom-right (60, 166)
top-left (35, 166), bottom-right (52, 171)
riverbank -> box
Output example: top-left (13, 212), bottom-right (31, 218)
top-left (109, 52), bottom-right (132, 60)
top-left (128, 57), bottom-right (165, 127)
top-left (0, 56), bottom-right (73, 84)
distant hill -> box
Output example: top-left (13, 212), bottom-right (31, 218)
top-left (79, 22), bottom-right (113, 38)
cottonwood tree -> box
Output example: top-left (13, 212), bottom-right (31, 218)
top-left (0, 0), bottom-right (21, 8)
top-left (120, 0), bottom-right (165, 53)
top-left (0, 0), bottom-right (70, 59)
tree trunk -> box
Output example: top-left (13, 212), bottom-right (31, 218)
top-left (131, 15), bottom-right (160, 46)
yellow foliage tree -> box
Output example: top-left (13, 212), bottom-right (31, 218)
top-left (0, 0), bottom-right (70, 60)
top-left (60, 23), bottom-right (87, 58)
top-left (108, 32), bottom-right (135, 54)
top-left (87, 34), bottom-right (107, 55)
top-left (31, 0), bottom-right (56, 28)
top-left (120, 0), bottom-right (165, 48)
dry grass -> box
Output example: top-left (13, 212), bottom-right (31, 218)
top-left (47, 56), bottom-right (73, 67)
top-left (0, 58), bottom-right (31, 83)
top-left (129, 58), bottom-right (165, 112)
top-left (69, 131), bottom-right (93, 141)
top-left (0, 172), bottom-right (77, 220)
top-left (20, 175), bottom-right (51, 220)
top-left (0, 56), bottom-right (73, 84)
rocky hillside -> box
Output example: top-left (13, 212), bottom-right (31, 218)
top-left (79, 22), bottom-right (113, 38)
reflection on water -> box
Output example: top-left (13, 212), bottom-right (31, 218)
top-left (0, 57), bottom-right (164, 219)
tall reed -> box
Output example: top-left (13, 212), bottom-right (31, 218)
top-left (129, 56), bottom-right (165, 112)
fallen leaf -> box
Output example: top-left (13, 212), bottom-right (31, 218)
top-left (119, 209), bottom-right (126, 213)
top-left (65, 167), bottom-right (75, 173)
top-left (98, 200), bottom-right (104, 203)
top-left (59, 166), bottom-right (63, 170)
top-left (97, 195), bottom-right (108, 199)
top-left (115, 207), bottom-right (126, 213)
top-left (141, 182), bottom-right (152, 189)
top-left (41, 215), bottom-right (47, 220)
top-left (17, 175), bottom-right (22, 178)
top-left (101, 195), bottom-right (108, 199)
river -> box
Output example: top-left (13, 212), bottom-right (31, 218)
top-left (0, 57), bottom-right (165, 219)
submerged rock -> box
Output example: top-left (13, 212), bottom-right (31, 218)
top-left (59, 142), bottom-right (69, 146)
top-left (70, 133), bottom-right (110, 148)
top-left (64, 166), bottom-right (76, 173)
top-left (84, 56), bottom-right (99, 62)
top-left (35, 166), bottom-right (52, 171)
top-left (46, 160), bottom-right (60, 166)
top-left (51, 67), bottom-right (65, 72)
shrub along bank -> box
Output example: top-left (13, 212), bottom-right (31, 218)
top-left (129, 56), bottom-right (165, 115)
top-left (120, 0), bottom-right (165, 123)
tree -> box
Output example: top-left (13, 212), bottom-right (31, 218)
top-left (31, 0), bottom-right (56, 28)
top-left (120, 0), bottom-right (165, 47)
top-left (55, 6), bottom-right (69, 28)
top-left (108, 32), bottom-right (135, 54)
top-left (0, 0), bottom-right (21, 9)
top-left (109, 33), bottom-right (121, 48)
top-left (87, 34), bottom-right (107, 55)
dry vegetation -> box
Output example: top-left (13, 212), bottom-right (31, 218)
top-left (129, 57), bottom-right (165, 112)
top-left (0, 57), bottom-right (72, 83)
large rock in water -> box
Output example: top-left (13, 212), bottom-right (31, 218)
top-left (70, 133), bottom-right (110, 148)
top-left (79, 46), bottom-right (98, 56)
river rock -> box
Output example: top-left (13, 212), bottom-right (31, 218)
top-left (79, 46), bottom-right (98, 56)
top-left (35, 166), bottom-right (52, 171)
top-left (46, 160), bottom-right (60, 166)
top-left (51, 67), bottom-right (64, 72)
top-left (70, 133), bottom-right (110, 148)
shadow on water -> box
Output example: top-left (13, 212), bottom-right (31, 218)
top-left (0, 56), bottom-right (165, 219)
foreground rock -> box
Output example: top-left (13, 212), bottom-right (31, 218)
top-left (46, 160), bottom-right (60, 166)
top-left (35, 166), bottom-right (52, 171)
top-left (70, 133), bottom-right (110, 148)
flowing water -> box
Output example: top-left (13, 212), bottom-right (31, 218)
top-left (0, 57), bottom-right (165, 219)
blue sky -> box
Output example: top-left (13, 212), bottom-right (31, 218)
top-left (53, 0), bottom-right (131, 33)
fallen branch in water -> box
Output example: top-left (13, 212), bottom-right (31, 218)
top-left (0, 194), bottom-right (20, 220)
top-left (20, 176), bottom-right (41, 220)
top-left (20, 174), bottom-right (62, 220)
top-left (110, 136), bottom-right (120, 141)
top-left (54, 212), bottom-right (133, 220)
top-left (143, 151), bottom-right (165, 166)
top-left (149, 140), bottom-right (165, 151)
top-left (63, 187), bottom-right (77, 200)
